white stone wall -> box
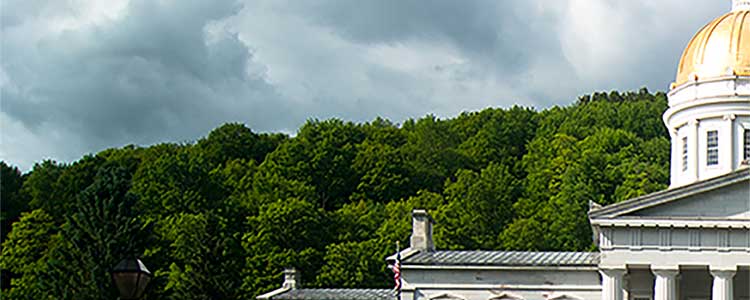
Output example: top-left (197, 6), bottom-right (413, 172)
top-left (401, 268), bottom-right (602, 300)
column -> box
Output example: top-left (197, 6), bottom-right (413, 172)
top-left (710, 269), bottom-right (735, 300)
top-left (601, 269), bottom-right (626, 300)
top-left (689, 119), bottom-right (699, 181)
top-left (653, 269), bottom-right (678, 300)
top-left (722, 114), bottom-right (735, 171)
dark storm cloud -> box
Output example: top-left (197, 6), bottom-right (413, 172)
top-left (287, 0), bottom-right (723, 101)
top-left (2, 0), bottom-right (298, 167)
top-left (294, 1), bottom-right (564, 76)
top-left (1, 0), bottom-right (68, 27)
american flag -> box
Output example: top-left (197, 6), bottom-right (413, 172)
top-left (393, 241), bottom-right (402, 293)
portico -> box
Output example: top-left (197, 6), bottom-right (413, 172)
top-left (593, 2), bottom-right (750, 299)
top-left (590, 170), bottom-right (750, 300)
top-left (597, 266), bottom-right (749, 300)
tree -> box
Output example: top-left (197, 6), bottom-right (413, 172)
top-left (131, 147), bottom-right (225, 216)
top-left (22, 160), bottom-right (65, 218)
top-left (453, 106), bottom-right (537, 172)
top-left (218, 159), bottom-right (316, 214)
top-left (41, 161), bottom-right (150, 299)
top-left (242, 198), bottom-right (331, 298)
top-left (1, 162), bottom-right (27, 243)
top-left (0, 209), bottom-right (57, 299)
top-left (435, 163), bottom-right (518, 250)
top-left (262, 119), bottom-right (365, 210)
top-left (51, 155), bottom-right (108, 221)
top-left (402, 116), bottom-right (470, 192)
top-left (196, 123), bottom-right (285, 168)
top-left (155, 212), bottom-right (244, 300)
top-left (351, 141), bottom-right (413, 203)
top-left (501, 126), bottom-right (668, 251)
top-left (315, 239), bottom-right (390, 288)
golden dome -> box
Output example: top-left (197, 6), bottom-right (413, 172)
top-left (674, 8), bottom-right (750, 88)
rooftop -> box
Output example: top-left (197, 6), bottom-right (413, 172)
top-left (401, 250), bottom-right (600, 267)
top-left (270, 289), bottom-right (395, 300)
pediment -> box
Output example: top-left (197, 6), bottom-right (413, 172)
top-left (590, 169), bottom-right (750, 221)
top-left (632, 180), bottom-right (749, 219)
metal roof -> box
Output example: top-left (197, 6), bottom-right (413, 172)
top-left (402, 251), bottom-right (600, 266)
top-left (271, 289), bottom-right (395, 300)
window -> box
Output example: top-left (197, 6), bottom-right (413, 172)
top-left (682, 137), bottom-right (688, 171)
top-left (744, 129), bottom-right (750, 161)
top-left (707, 130), bottom-right (719, 166)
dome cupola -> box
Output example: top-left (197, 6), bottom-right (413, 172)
top-left (674, 4), bottom-right (750, 88)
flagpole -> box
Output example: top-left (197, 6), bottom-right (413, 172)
top-left (395, 241), bottom-right (402, 300)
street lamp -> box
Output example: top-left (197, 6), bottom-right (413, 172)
top-left (111, 258), bottom-right (151, 300)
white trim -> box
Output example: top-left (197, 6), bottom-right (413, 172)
top-left (411, 284), bottom-right (602, 291)
top-left (605, 245), bottom-right (749, 252)
top-left (256, 286), bottom-right (291, 299)
top-left (402, 265), bottom-right (598, 271)
top-left (386, 247), bottom-right (420, 263)
top-left (488, 292), bottom-right (525, 300)
top-left (590, 218), bottom-right (750, 228)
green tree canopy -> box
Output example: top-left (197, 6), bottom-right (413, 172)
top-left (1, 90), bottom-right (671, 298)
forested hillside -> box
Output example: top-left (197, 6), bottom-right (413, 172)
top-left (0, 89), bottom-right (670, 299)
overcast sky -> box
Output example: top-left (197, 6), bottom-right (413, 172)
top-left (1, 0), bottom-right (729, 170)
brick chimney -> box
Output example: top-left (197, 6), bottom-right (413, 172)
top-left (282, 268), bottom-right (299, 289)
top-left (410, 209), bottom-right (435, 251)
top-left (256, 268), bottom-right (300, 299)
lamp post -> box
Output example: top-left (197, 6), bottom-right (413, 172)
top-left (111, 258), bottom-right (151, 300)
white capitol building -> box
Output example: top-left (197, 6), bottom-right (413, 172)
top-left (258, 2), bottom-right (750, 300)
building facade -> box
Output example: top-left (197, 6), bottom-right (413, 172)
top-left (258, 2), bottom-right (750, 300)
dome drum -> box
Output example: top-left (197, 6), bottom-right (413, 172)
top-left (666, 75), bottom-right (750, 187)
top-left (664, 101), bottom-right (750, 132)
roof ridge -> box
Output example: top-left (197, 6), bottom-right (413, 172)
top-left (291, 288), bottom-right (391, 290)
top-left (430, 250), bottom-right (598, 254)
